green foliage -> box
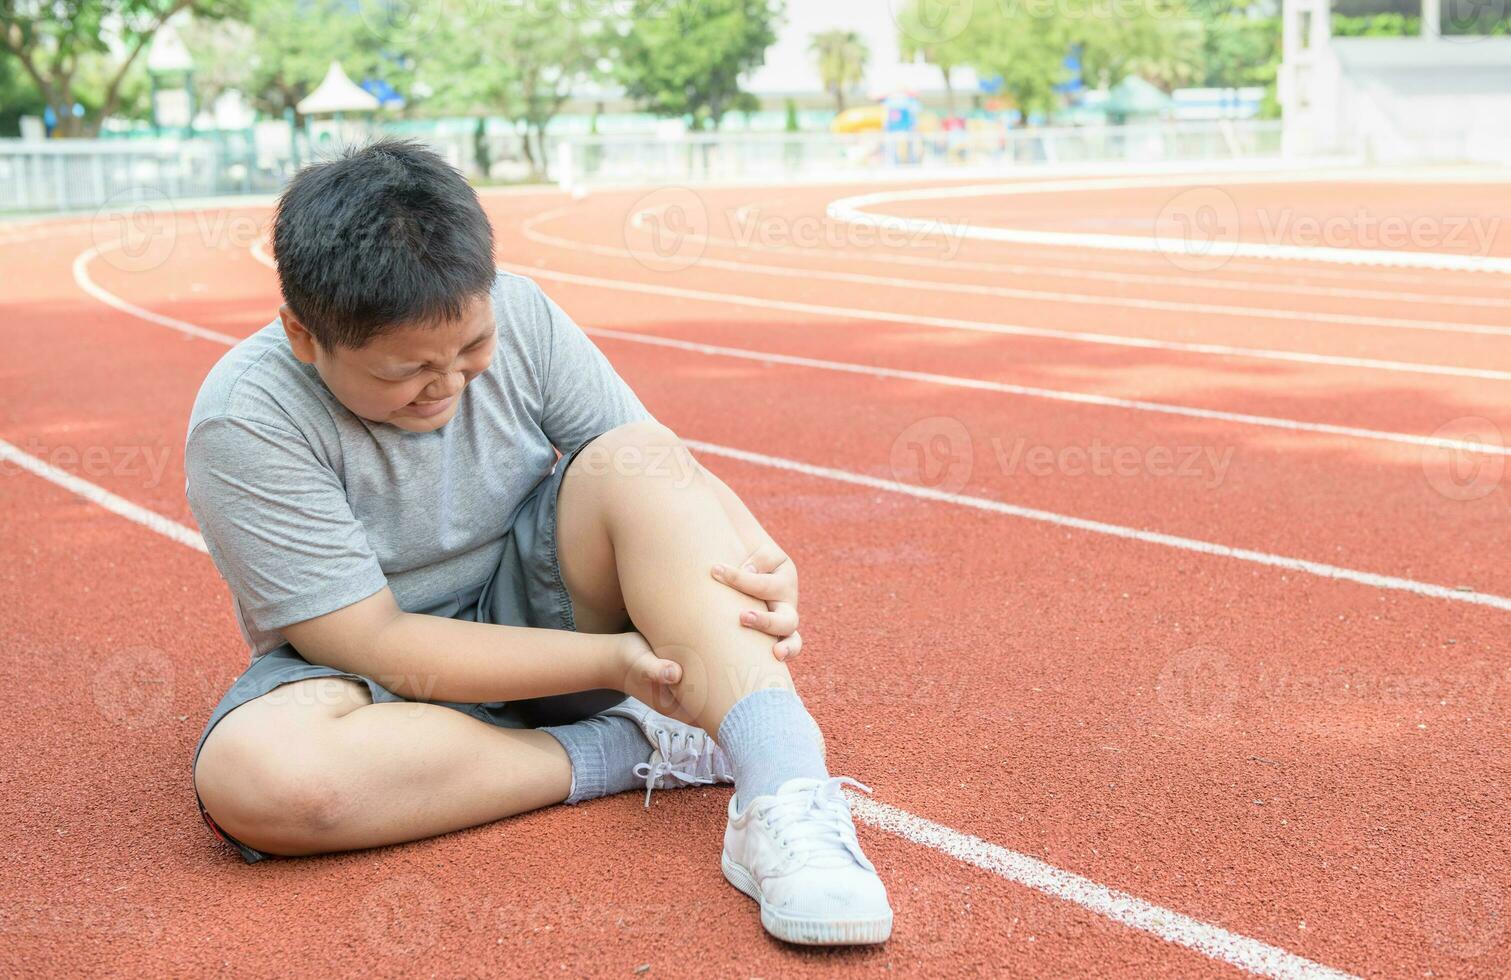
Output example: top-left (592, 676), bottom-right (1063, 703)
top-left (616, 0), bottom-right (782, 130)
top-left (402, 0), bottom-right (610, 173)
top-left (0, 0), bottom-right (240, 136)
top-left (1331, 13), bottom-right (1420, 36)
top-left (810, 29), bottom-right (867, 112)
top-left (231, 0), bottom-right (387, 120)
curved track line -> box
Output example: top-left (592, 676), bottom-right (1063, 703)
top-left (498, 262), bottom-right (1511, 382)
top-left (121, 242), bottom-right (1511, 611)
top-left (250, 235), bottom-right (1508, 457)
top-left (827, 176), bottom-right (1511, 274)
top-left (581, 327), bottom-right (1510, 457)
top-left (628, 210), bottom-right (1511, 310)
top-left (0, 430), bottom-right (1365, 980)
top-left (529, 207), bottom-right (1511, 339)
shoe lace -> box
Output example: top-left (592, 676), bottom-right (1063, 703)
top-left (754, 776), bottom-right (872, 870)
top-left (633, 726), bottom-right (719, 808)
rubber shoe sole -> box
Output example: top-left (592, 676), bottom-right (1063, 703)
top-left (721, 852), bottom-right (893, 945)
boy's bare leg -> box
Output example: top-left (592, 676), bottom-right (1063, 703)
top-left (195, 676), bottom-right (577, 856)
top-left (556, 421), bottom-right (797, 737)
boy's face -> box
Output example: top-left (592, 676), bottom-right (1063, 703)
top-left (281, 293), bottom-right (497, 433)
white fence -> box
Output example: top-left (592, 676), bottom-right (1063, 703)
top-left (0, 133), bottom-right (287, 213)
top-left (552, 121), bottom-right (1287, 190)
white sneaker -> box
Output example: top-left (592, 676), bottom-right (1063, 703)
top-left (721, 776), bottom-right (893, 945)
top-left (602, 698), bottom-right (734, 807)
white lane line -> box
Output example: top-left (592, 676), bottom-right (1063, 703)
top-left (851, 795), bottom-right (1357, 980)
top-left (583, 327), bottom-right (1510, 457)
top-left (0, 439), bottom-right (207, 553)
top-left (633, 212), bottom-right (1511, 310)
top-left (247, 237), bottom-right (1508, 457)
top-left (0, 433), bottom-right (1359, 980)
top-left (685, 440), bottom-right (1511, 613)
top-left (496, 262), bottom-right (1511, 382)
top-left (132, 242), bottom-right (1511, 612)
top-left (75, 245), bottom-right (243, 345)
top-left (531, 208), bottom-right (1511, 339)
top-left (827, 176), bottom-right (1511, 274)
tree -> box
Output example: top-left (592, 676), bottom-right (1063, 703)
top-left (616, 0), bottom-right (782, 131)
top-left (809, 29), bottom-right (867, 114)
top-left (894, 2), bottom-right (965, 114)
top-left (0, 0), bottom-right (237, 137)
top-left (408, 0), bottom-right (608, 176)
top-left (234, 0), bottom-right (388, 124)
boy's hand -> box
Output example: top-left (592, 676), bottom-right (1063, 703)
top-left (609, 632), bottom-right (698, 725)
top-left (711, 542), bottom-right (802, 662)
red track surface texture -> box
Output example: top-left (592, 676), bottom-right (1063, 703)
top-left (1, 173), bottom-right (1508, 978)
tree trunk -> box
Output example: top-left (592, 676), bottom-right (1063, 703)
top-left (833, 84), bottom-right (845, 114)
top-left (942, 66), bottom-right (955, 116)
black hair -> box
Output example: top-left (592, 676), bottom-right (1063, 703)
top-left (272, 138), bottom-right (496, 349)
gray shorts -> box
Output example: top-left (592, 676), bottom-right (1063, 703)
top-left (193, 440), bottom-right (625, 863)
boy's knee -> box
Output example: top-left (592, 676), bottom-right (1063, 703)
top-left (575, 421), bottom-right (700, 491)
top-left (196, 723), bottom-right (351, 852)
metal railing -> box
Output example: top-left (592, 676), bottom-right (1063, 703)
top-left (0, 134), bottom-right (286, 214)
top-left (552, 120), bottom-right (1287, 189)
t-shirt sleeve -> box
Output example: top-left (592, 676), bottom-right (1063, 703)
top-left (531, 285), bottom-right (653, 453)
top-left (185, 416), bottom-right (388, 635)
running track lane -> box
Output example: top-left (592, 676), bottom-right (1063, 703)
top-left (2, 187), bottom-right (1511, 972)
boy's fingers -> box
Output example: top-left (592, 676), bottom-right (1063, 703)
top-left (740, 603), bottom-right (798, 637)
top-left (710, 563), bottom-right (784, 600)
top-left (741, 542), bottom-right (788, 574)
top-left (638, 656), bottom-right (682, 685)
top-left (774, 631), bottom-right (802, 661)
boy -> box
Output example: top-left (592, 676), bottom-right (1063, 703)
top-left (186, 140), bottom-right (892, 946)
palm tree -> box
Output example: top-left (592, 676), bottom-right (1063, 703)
top-left (810, 29), bottom-right (868, 114)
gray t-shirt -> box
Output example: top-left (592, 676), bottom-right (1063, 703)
top-left (185, 270), bottom-right (649, 661)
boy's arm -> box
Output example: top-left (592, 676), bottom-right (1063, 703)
top-left (281, 587), bottom-right (681, 704)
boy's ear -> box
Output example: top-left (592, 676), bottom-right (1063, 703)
top-left (280, 304), bottom-right (319, 364)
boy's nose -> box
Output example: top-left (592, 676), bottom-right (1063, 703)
top-left (424, 371), bottom-right (465, 400)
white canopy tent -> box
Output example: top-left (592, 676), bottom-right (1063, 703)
top-left (297, 62), bottom-right (380, 151)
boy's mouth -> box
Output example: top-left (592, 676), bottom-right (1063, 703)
top-left (405, 395), bottom-right (455, 419)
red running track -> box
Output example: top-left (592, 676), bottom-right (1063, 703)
top-left (1, 173), bottom-right (1507, 977)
